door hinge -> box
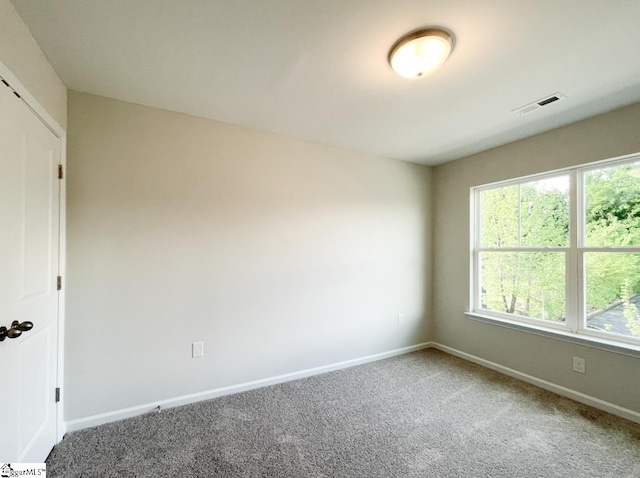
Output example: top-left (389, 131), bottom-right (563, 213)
top-left (55, 387), bottom-right (61, 403)
top-left (58, 164), bottom-right (64, 179)
top-left (57, 276), bottom-right (62, 291)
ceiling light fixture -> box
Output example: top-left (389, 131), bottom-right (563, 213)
top-left (388, 28), bottom-right (453, 79)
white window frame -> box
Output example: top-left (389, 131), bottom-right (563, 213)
top-left (469, 152), bottom-right (640, 356)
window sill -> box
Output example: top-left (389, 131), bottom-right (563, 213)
top-left (465, 311), bottom-right (640, 359)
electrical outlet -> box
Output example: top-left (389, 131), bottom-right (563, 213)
top-left (192, 342), bottom-right (204, 358)
top-left (398, 314), bottom-right (405, 325)
top-left (573, 356), bottom-right (585, 374)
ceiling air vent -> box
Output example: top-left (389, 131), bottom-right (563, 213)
top-left (512, 93), bottom-right (566, 116)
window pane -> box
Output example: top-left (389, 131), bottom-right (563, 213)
top-left (480, 252), bottom-right (565, 322)
top-left (585, 252), bottom-right (640, 338)
top-left (520, 176), bottom-right (569, 247)
top-left (479, 176), bottom-right (569, 248)
top-left (585, 161), bottom-right (640, 246)
top-left (480, 185), bottom-right (518, 247)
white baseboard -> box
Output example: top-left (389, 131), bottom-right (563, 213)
top-left (65, 342), bottom-right (431, 433)
top-left (65, 340), bottom-right (640, 433)
top-left (429, 342), bottom-right (640, 424)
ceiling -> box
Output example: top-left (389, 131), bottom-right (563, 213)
top-left (11, 0), bottom-right (640, 165)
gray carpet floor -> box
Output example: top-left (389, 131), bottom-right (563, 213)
top-left (47, 349), bottom-right (640, 477)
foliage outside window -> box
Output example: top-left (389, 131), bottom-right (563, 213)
top-left (472, 154), bottom-right (640, 347)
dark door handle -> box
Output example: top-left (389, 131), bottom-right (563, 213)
top-left (0, 321), bottom-right (34, 341)
top-left (15, 320), bottom-right (34, 331)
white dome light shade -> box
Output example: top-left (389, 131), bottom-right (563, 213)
top-left (389, 29), bottom-right (453, 79)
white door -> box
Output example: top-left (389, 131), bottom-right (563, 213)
top-left (0, 79), bottom-right (61, 462)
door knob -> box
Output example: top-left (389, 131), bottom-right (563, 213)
top-left (7, 327), bottom-right (22, 339)
top-left (0, 321), bottom-right (35, 341)
top-left (13, 320), bottom-right (33, 331)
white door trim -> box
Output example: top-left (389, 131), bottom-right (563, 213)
top-left (0, 59), bottom-right (67, 443)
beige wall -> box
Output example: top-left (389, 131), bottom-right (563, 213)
top-left (5, 0), bottom-right (638, 427)
top-left (0, 0), bottom-right (66, 128)
top-left (433, 102), bottom-right (640, 413)
top-left (66, 91), bottom-right (432, 420)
